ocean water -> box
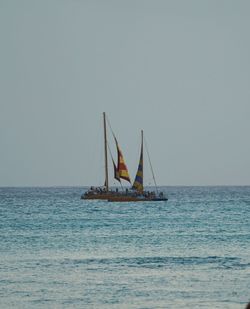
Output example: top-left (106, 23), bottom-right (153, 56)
top-left (0, 186), bottom-right (249, 309)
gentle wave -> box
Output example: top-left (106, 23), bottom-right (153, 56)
top-left (0, 186), bottom-right (250, 309)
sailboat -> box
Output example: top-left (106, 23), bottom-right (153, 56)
top-left (81, 112), bottom-right (167, 202)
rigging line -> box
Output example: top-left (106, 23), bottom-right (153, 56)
top-left (93, 114), bottom-right (103, 186)
top-left (107, 142), bottom-right (116, 165)
top-left (144, 136), bottom-right (158, 193)
top-left (106, 115), bottom-right (117, 140)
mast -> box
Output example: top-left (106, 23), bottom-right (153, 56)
top-left (103, 112), bottom-right (109, 191)
top-left (141, 130), bottom-right (143, 191)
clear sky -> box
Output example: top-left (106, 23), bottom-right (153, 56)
top-left (1, 0), bottom-right (250, 186)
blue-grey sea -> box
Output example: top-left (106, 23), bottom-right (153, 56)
top-left (0, 186), bottom-right (249, 308)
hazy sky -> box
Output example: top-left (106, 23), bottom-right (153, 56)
top-left (1, 0), bottom-right (250, 186)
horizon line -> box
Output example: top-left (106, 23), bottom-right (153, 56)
top-left (1, 184), bottom-right (250, 188)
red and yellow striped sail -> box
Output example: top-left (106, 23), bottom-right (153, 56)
top-left (115, 138), bottom-right (131, 183)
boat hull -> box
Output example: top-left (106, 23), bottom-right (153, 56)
top-left (81, 192), bottom-right (114, 200)
top-left (81, 191), bottom-right (168, 202)
top-left (107, 196), bottom-right (168, 202)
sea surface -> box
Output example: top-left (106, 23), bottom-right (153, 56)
top-left (0, 186), bottom-right (249, 308)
